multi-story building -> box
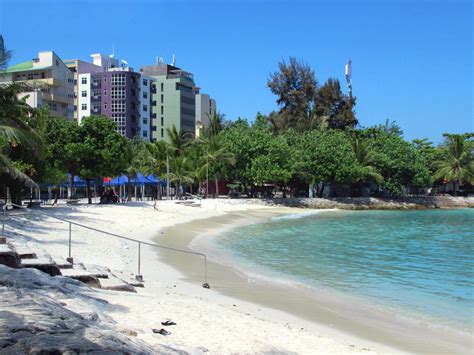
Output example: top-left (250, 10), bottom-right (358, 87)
top-left (64, 59), bottom-right (103, 120)
top-left (140, 63), bottom-right (198, 142)
top-left (195, 93), bottom-right (217, 138)
top-left (1, 51), bottom-right (74, 119)
top-left (76, 54), bottom-right (153, 140)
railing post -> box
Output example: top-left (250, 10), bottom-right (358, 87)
top-left (2, 206), bottom-right (5, 236)
top-left (67, 222), bottom-right (74, 264)
top-left (0, 206), bottom-right (6, 243)
top-left (136, 241), bottom-right (143, 282)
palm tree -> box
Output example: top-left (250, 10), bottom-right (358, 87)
top-left (166, 124), bottom-right (192, 156)
top-left (168, 155), bottom-right (193, 199)
top-left (350, 137), bottom-right (383, 196)
top-left (122, 137), bottom-right (144, 201)
top-left (204, 136), bottom-right (236, 198)
top-left (432, 134), bottom-right (474, 195)
top-left (143, 140), bottom-right (170, 199)
top-left (205, 112), bottom-right (225, 138)
top-left (187, 142), bottom-right (206, 195)
top-left (0, 35), bottom-right (41, 189)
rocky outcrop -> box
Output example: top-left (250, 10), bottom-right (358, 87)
top-left (0, 265), bottom-right (186, 354)
top-left (254, 196), bottom-right (474, 210)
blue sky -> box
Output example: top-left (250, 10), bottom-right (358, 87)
top-left (1, 0), bottom-right (472, 142)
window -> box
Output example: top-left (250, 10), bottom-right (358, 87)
top-left (161, 94), bottom-right (164, 103)
top-left (131, 89), bottom-right (136, 97)
top-left (161, 117), bottom-right (164, 126)
top-left (161, 128), bottom-right (164, 138)
top-left (55, 59), bottom-right (59, 66)
top-left (93, 104), bottom-right (100, 111)
top-left (161, 106), bottom-right (164, 115)
top-left (104, 77), bottom-right (107, 83)
top-left (93, 90), bottom-right (100, 97)
top-left (143, 92), bottom-right (148, 99)
top-left (81, 90), bottom-right (87, 97)
top-left (103, 89), bottom-right (107, 96)
top-left (111, 73), bottom-right (126, 86)
top-left (112, 113), bottom-right (126, 126)
top-left (143, 118), bottom-right (148, 124)
top-left (104, 103), bottom-right (107, 109)
top-left (143, 130), bottom-right (148, 137)
top-left (111, 100), bottom-right (126, 113)
top-left (81, 77), bottom-right (87, 84)
top-left (152, 125), bottom-right (157, 131)
top-left (143, 79), bottom-right (148, 86)
top-left (143, 105), bottom-right (148, 112)
top-left (161, 83), bottom-right (164, 92)
top-left (27, 74), bottom-right (34, 80)
top-left (81, 103), bottom-right (87, 110)
top-left (74, 105), bottom-right (77, 111)
top-left (111, 87), bottom-right (126, 99)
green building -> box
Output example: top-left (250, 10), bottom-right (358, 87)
top-left (140, 63), bottom-right (198, 141)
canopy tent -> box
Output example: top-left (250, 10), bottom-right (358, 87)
top-left (105, 173), bottom-right (166, 187)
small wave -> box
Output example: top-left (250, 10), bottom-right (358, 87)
top-left (271, 208), bottom-right (340, 221)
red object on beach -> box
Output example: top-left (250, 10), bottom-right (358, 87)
top-left (103, 177), bottom-right (112, 183)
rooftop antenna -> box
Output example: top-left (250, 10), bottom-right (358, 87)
top-left (156, 56), bottom-right (159, 65)
top-left (345, 59), bottom-right (352, 101)
top-left (110, 44), bottom-right (115, 58)
top-left (172, 54), bottom-right (176, 66)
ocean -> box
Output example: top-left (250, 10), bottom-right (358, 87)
top-left (213, 209), bottom-right (474, 330)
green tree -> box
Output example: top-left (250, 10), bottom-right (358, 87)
top-left (0, 35), bottom-right (42, 190)
top-left (313, 78), bottom-right (357, 130)
top-left (291, 130), bottom-right (360, 196)
top-left (267, 57), bottom-right (318, 131)
top-left (349, 136), bottom-right (383, 195)
top-left (76, 116), bottom-right (128, 204)
top-left (166, 124), bottom-right (191, 156)
top-left (368, 132), bottom-right (432, 196)
top-left (432, 134), bottom-right (474, 195)
top-left (142, 140), bottom-right (171, 199)
top-left (203, 135), bottom-right (235, 198)
top-left (168, 155), bottom-right (193, 198)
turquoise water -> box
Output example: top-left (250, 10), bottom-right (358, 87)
top-left (215, 209), bottom-right (474, 329)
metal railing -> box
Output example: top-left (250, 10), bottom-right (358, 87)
top-left (2, 202), bottom-right (210, 288)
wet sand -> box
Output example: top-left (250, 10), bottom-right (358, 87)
top-left (154, 208), bottom-right (473, 354)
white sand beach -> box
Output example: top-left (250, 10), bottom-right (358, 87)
top-left (3, 200), bottom-right (471, 354)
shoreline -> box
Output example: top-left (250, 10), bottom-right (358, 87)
top-left (2, 200), bottom-right (472, 353)
top-left (154, 207), bottom-right (473, 354)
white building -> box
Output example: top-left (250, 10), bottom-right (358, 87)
top-left (1, 51), bottom-right (74, 119)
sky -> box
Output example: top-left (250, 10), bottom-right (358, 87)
top-left (0, 0), bottom-right (472, 143)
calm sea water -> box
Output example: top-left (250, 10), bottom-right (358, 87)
top-left (214, 209), bottom-right (474, 329)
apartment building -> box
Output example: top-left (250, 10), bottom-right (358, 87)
top-left (64, 59), bottom-right (103, 120)
top-left (140, 63), bottom-right (198, 142)
top-left (195, 93), bottom-right (217, 138)
top-left (1, 51), bottom-right (74, 119)
top-left (77, 54), bottom-right (153, 140)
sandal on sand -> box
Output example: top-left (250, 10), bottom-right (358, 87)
top-left (161, 320), bottom-right (177, 326)
top-left (153, 328), bottom-right (171, 336)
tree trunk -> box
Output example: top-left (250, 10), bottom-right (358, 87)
top-left (69, 174), bottom-right (75, 199)
top-left (53, 186), bottom-right (59, 206)
top-left (86, 179), bottom-right (92, 204)
top-left (127, 175), bottom-right (132, 202)
top-left (214, 176), bottom-right (219, 198)
top-left (157, 182), bottom-right (162, 200)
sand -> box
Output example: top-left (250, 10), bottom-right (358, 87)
top-left (4, 199), bottom-right (472, 354)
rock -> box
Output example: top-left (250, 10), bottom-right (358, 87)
top-left (120, 329), bottom-right (138, 337)
top-left (0, 265), bottom-right (185, 354)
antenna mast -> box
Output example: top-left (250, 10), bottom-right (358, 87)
top-left (345, 59), bottom-right (352, 101)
